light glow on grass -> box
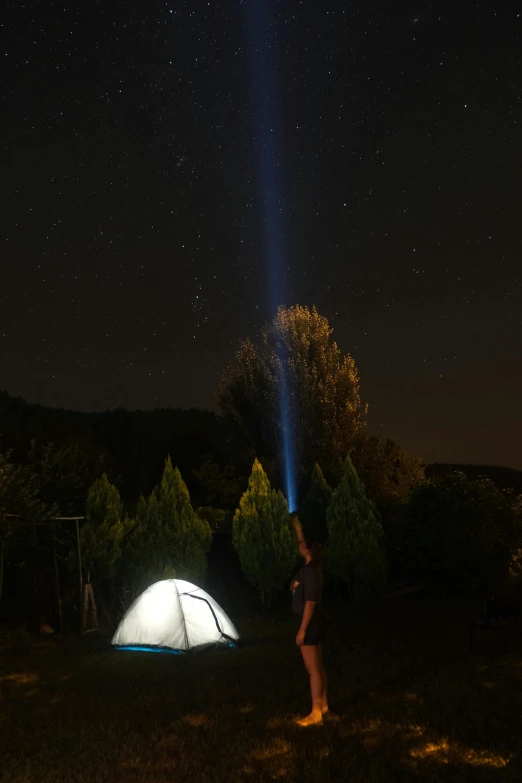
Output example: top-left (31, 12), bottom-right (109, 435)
top-left (409, 738), bottom-right (513, 768)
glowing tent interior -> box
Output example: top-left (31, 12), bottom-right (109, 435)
top-left (112, 579), bottom-right (239, 653)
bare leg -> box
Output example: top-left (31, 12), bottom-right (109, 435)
top-left (297, 646), bottom-right (324, 726)
top-left (318, 643), bottom-right (328, 714)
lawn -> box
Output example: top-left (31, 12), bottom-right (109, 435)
top-left (1, 594), bottom-right (521, 782)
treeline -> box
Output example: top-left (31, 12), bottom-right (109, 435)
top-left (0, 450), bottom-right (213, 633)
top-left (0, 390), bottom-right (241, 504)
top-left (4, 444), bottom-right (521, 637)
top-left (232, 455), bottom-right (522, 604)
top-left (1, 304), bottom-right (521, 632)
top-left (2, 427), bottom-right (521, 636)
top-left (2, 389), bottom-right (521, 512)
top-left (426, 463), bottom-right (522, 496)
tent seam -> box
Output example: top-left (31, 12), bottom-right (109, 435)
top-left (175, 581), bottom-right (190, 650)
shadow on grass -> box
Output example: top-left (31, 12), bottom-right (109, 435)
top-left (1, 597), bottom-right (521, 782)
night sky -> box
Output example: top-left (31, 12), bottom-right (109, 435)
top-left (2, 2), bottom-right (521, 469)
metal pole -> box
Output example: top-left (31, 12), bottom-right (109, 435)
top-left (52, 524), bottom-right (63, 634)
top-left (75, 518), bottom-right (84, 632)
top-left (0, 539), bottom-right (4, 606)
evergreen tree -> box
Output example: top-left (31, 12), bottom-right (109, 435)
top-left (78, 474), bottom-right (133, 630)
top-left (81, 474), bottom-right (132, 580)
top-left (299, 463), bottom-right (332, 543)
top-left (126, 457), bottom-right (211, 591)
top-left (326, 455), bottom-right (386, 598)
top-left (233, 459), bottom-right (295, 603)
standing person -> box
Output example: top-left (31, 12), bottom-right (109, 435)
top-left (291, 516), bottom-right (328, 726)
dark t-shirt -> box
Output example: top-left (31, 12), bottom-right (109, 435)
top-left (291, 564), bottom-right (323, 616)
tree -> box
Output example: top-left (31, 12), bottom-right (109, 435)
top-left (233, 459), bottom-right (296, 603)
top-left (193, 453), bottom-right (246, 511)
top-left (125, 457), bottom-right (211, 592)
top-left (82, 475), bottom-right (133, 574)
top-left (351, 435), bottom-right (425, 513)
top-left (17, 441), bottom-right (106, 630)
top-left (195, 506), bottom-right (229, 535)
top-left (26, 440), bottom-right (104, 518)
top-left (399, 473), bottom-right (522, 592)
top-left (0, 447), bottom-right (54, 614)
top-left (218, 305), bottom-right (366, 484)
top-left (299, 463), bottom-right (332, 543)
top-left (326, 455), bottom-right (386, 598)
top-left (81, 475), bottom-right (130, 575)
top-left (77, 475), bottom-right (133, 629)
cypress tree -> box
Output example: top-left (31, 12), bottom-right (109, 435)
top-left (127, 457), bottom-right (211, 590)
top-left (300, 463), bottom-right (332, 542)
top-left (326, 455), bottom-right (386, 598)
top-left (233, 459), bottom-right (295, 603)
top-left (81, 474), bottom-right (132, 576)
top-left (79, 474), bottom-right (133, 630)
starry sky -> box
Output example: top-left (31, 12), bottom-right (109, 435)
top-left (2, 1), bottom-right (521, 469)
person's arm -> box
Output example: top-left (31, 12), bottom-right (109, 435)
top-left (299, 601), bottom-right (316, 633)
top-left (292, 515), bottom-right (305, 547)
top-left (290, 517), bottom-right (305, 590)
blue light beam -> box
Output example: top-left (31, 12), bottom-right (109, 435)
top-left (277, 345), bottom-right (297, 513)
top-left (243, 1), bottom-right (297, 513)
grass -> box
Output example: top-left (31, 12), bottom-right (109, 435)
top-left (1, 593), bottom-right (521, 782)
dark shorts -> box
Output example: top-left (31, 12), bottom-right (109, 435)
top-left (296, 611), bottom-right (326, 646)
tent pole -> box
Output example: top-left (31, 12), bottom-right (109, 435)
top-left (175, 584), bottom-right (189, 650)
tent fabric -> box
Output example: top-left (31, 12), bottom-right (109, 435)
top-left (112, 579), bottom-right (239, 651)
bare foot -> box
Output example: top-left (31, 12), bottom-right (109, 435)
top-left (296, 712), bottom-right (323, 727)
top-left (321, 705), bottom-right (329, 716)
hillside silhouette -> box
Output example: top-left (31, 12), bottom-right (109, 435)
top-left (1, 390), bottom-right (521, 501)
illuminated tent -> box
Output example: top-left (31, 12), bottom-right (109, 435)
top-left (112, 579), bottom-right (239, 653)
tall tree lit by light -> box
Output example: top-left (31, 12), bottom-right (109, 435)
top-left (243, 0), bottom-right (297, 511)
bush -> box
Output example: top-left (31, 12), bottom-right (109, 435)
top-left (351, 434), bottom-right (425, 515)
top-left (398, 473), bottom-right (522, 592)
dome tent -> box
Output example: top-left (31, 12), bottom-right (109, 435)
top-left (112, 579), bottom-right (239, 653)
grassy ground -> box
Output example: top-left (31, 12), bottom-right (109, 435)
top-left (1, 594), bottom-right (521, 783)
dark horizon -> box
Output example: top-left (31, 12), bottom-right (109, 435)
top-left (2, 386), bottom-right (522, 475)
